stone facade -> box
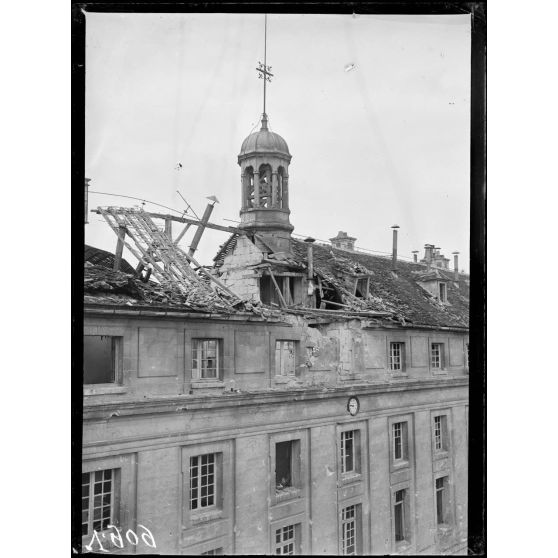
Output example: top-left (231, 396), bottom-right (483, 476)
top-left (82, 306), bottom-right (468, 555)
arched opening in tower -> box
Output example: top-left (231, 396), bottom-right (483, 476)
top-left (258, 164), bottom-right (272, 208)
top-left (244, 166), bottom-right (254, 208)
top-left (277, 166), bottom-right (286, 208)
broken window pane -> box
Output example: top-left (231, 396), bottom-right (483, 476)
top-left (276, 341), bottom-right (296, 376)
top-left (275, 441), bottom-right (293, 491)
top-left (83, 335), bottom-right (118, 384)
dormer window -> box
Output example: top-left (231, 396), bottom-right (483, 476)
top-left (354, 277), bottom-right (370, 299)
top-left (438, 282), bottom-right (447, 303)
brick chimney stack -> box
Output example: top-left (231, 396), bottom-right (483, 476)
top-left (412, 250), bottom-right (419, 263)
top-left (329, 231), bottom-right (357, 252)
top-left (304, 237), bottom-right (315, 280)
top-left (391, 225), bottom-right (399, 271)
top-left (452, 251), bottom-right (460, 281)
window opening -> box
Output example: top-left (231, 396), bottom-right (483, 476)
top-left (341, 431), bottom-right (355, 474)
top-left (193, 339), bottom-right (220, 379)
top-left (275, 441), bottom-right (293, 492)
top-left (82, 469), bottom-right (115, 536)
top-left (341, 505), bottom-right (357, 555)
top-left (389, 342), bottom-right (403, 371)
top-left (83, 335), bottom-right (119, 384)
top-left (275, 524), bottom-right (297, 555)
top-left (276, 341), bottom-right (296, 376)
top-left (190, 454), bottom-right (216, 510)
top-left (431, 343), bottom-right (442, 369)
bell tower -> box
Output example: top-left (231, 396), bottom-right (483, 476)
top-left (237, 15), bottom-right (294, 254)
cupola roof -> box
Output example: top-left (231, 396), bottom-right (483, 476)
top-left (239, 114), bottom-right (290, 158)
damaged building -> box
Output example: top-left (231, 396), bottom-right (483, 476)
top-left (81, 103), bottom-right (469, 554)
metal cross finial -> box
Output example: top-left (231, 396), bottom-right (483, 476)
top-left (255, 14), bottom-right (273, 117)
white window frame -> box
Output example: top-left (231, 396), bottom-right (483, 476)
top-left (341, 504), bottom-right (360, 556)
top-left (189, 453), bottom-right (218, 511)
top-left (341, 430), bottom-right (355, 475)
top-left (431, 411), bottom-right (451, 458)
top-left (431, 343), bottom-right (443, 369)
top-left (392, 421), bottom-right (408, 463)
top-left (81, 468), bottom-right (118, 538)
top-left (192, 338), bottom-right (221, 380)
top-left (434, 416), bottom-right (443, 451)
top-left (389, 342), bottom-right (404, 371)
top-left (274, 523), bottom-right (300, 555)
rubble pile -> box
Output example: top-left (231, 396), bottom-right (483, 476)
top-left (84, 265), bottom-right (233, 312)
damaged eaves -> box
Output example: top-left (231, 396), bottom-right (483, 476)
top-left (84, 264), bottom-right (285, 320)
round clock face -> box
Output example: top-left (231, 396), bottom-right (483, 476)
top-left (347, 396), bottom-right (360, 416)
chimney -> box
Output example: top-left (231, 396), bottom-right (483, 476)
top-left (188, 197), bottom-right (219, 257)
top-left (329, 231), bottom-right (356, 251)
top-left (412, 250), bottom-right (419, 263)
top-left (452, 251), bottom-right (460, 281)
top-left (391, 225), bottom-right (399, 270)
top-left (424, 244), bottom-right (433, 269)
top-left (304, 237), bottom-right (315, 280)
top-left (84, 177), bottom-right (90, 224)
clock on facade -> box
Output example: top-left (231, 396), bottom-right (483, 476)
top-left (347, 396), bottom-right (360, 416)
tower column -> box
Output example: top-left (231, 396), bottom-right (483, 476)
top-left (271, 172), bottom-right (278, 207)
top-left (253, 171), bottom-right (260, 207)
top-left (241, 173), bottom-right (248, 210)
top-left (282, 175), bottom-right (289, 209)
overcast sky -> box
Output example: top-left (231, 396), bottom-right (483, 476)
top-left (85, 12), bottom-right (471, 271)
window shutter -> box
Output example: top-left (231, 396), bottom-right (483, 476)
top-left (403, 422), bottom-right (409, 460)
top-left (401, 343), bottom-right (407, 371)
top-left (219, 340), bottom-right (224, 381)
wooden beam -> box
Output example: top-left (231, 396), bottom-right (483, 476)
top-left (113, 226), bottom-right (126, 271)
top-left (164, 218), bottom-right (172, 240)
top-left (174, 223), bottom-right (191, 245)
top-left (144, 211), bottom-right (243, 235)
top-left (267, 268), bottom-right (287, 309)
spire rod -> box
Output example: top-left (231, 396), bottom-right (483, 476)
top-left (256, 13), bottom-right (273, 129)
top-left (264, 13), bottom-right (267, 115)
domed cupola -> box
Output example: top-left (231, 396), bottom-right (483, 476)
top-left (237, 113), bottom-right (294, 253)
top-left (239, 114), bottom-right (291, 159)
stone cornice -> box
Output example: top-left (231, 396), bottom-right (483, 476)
top-left (83, 377), bottom-right (469, 421)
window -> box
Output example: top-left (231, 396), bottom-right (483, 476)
top-left (341, 431), bottom-right (355, 474)
top-left (438, 282), bottom-right (447, 302)
top-left (189, 453), bottom-right (217, 510)
top-left (201, 549), bottom-right (223, 556)
top-left (354, 277), bottom-right (369, 299)
top-left (435, 476), bottom-right (450, 525)
top-left (274, 524), bottom-right (300, 555)
top-left (341, 504), bottom-right (362, 555)
top-left (275, 440), bottom-right (300, 494)
top-left (431, 343), bottom-right (444, 370)
top-left (433, 415), bottom-right (449, 452)
top-left (261, 275), bottom-right (300, 306)
top-left (83, 335), bottom-right (121, 384)
top-left (394, 489), bottom-right (410, 544)
top-left (466, 343), bottom-right (470, 370)
top-left (82, 469), bottom-right (117, 536)
top-left (192, 339), bottom-right (221, 380)
top-left (392, 422), bottom-right (409, 462)
top-left (389, 342), bottom-right (405, 371)
top-left (340, 430), bottom-right (361, 476)
top-left (276, 340), bottom-right (297, 376)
